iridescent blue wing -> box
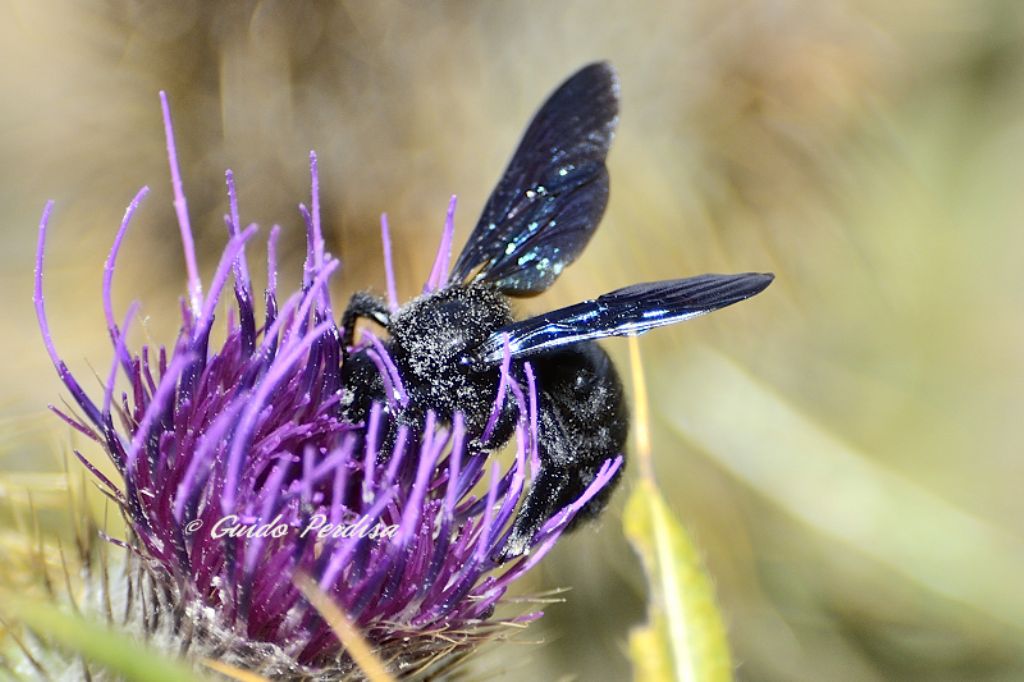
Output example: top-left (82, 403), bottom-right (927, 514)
top-left (472, 273), bottom-right (774, 364)
top-left (449, 62), bottom-right (619, 295)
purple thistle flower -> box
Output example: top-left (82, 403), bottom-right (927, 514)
top-left (32, 93), bottom-right (622, 678)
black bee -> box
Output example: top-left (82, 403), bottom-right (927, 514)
top-left (340, 62), bottom-right (773, 559)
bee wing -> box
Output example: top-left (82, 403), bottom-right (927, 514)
top-left (449, 62), bottom-right (619, 296)
top-left (473, 273), bottom-right (774, 364)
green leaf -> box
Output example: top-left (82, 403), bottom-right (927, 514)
top-left (625, 478), bottom-right (733, 682)
top-left (6, 596), bottom-right (205, 682)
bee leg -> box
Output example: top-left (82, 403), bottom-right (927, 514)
top-left (498, 453), bottom-right (626, 561)
top-left (562, 458), bottom-right (624, 533)
top-left (340, 291), bottom-right (392, 352)
top-left (498, 466), bottom-right (571, 561)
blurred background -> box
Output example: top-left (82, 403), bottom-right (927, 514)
top-left (2, 1), bottom-right (1024, 680)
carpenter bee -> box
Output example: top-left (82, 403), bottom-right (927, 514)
top-left (340, 62), bottom-right (773, 559)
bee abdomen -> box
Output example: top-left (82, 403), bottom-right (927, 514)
top-left (501, 342), bottom-right (628, 556)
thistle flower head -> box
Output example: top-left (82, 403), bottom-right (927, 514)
top-left (31, 93), bottom-right (622, 678)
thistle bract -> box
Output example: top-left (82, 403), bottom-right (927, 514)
top-left (31, 93), bottom-right (621, 678)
